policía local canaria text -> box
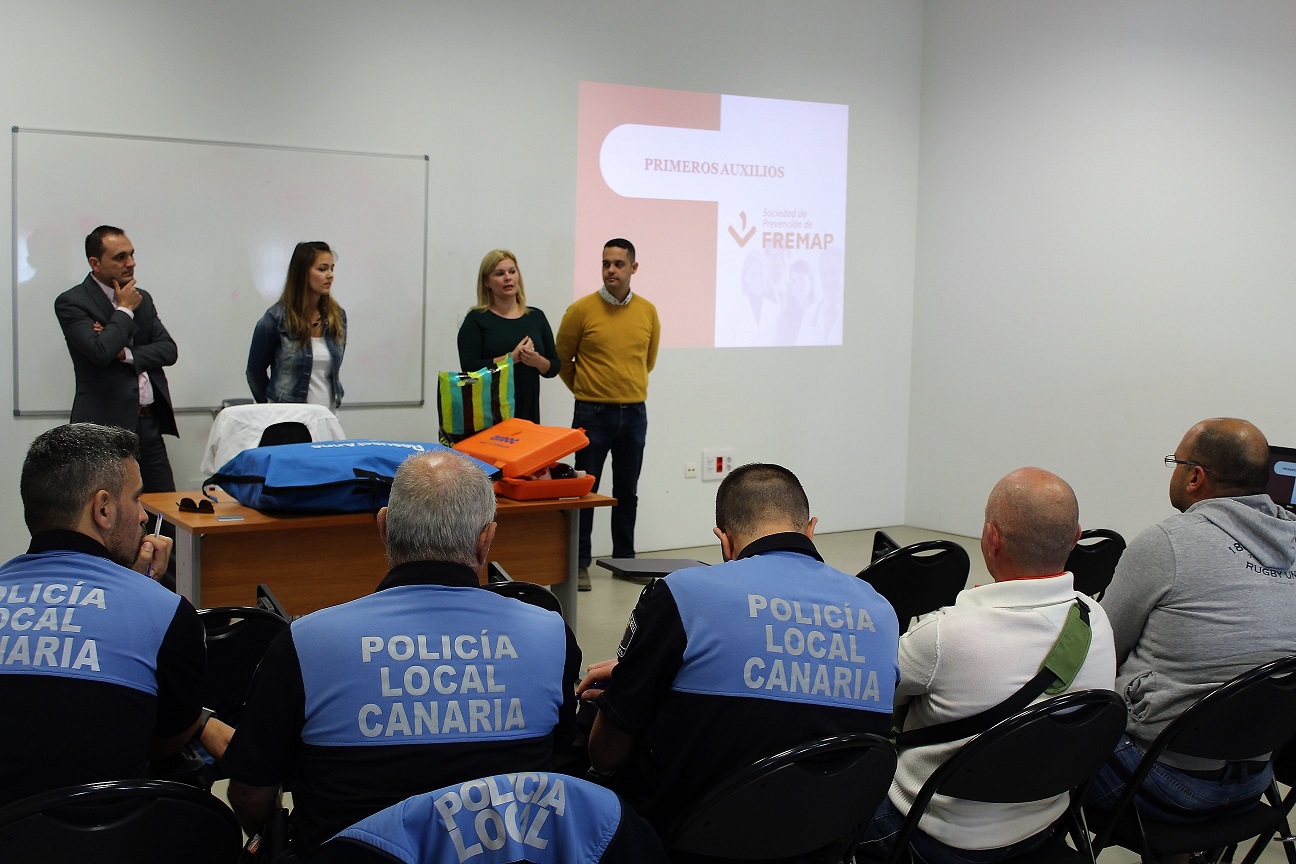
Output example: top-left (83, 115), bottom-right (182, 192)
top-left (358, 632), bottom-right (528, 739)
top-left (743, 593), bottom-right (884, 703)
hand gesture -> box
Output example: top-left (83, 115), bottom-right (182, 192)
top-left (133, 533), bottom-right (174, 580)
top-left (513, 336), bottom-right (548, 371)
top-left (113, 277), bottom-right (142, 312)
top-left (577, 658), bottom-right (618, 701)
top-left (92, 321), bottom-right (129, 361)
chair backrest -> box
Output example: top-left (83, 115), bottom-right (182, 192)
top-left (259, 420), bottom-right (314, 447)
top-left (888, 690), bottom-right (1127, 864)
top-left (256, 582), bottom-right (295, 620)
top-left (857, 540), bottom-right (970, 633)
top-left (1065, 529), bottom-right (1126, 599)
top-left (1144, 654), bottom-right (1296, 764)
top-left (871, 529), bottom-right (901, 564)
top-left (1274, 733), bottom-right (1296, 787)
top-left (1088, 655), bottom-right (1296, 856)
top-left (0, 779), bottom-right (243, 864)
top-left (486, 561), bottom-right (513, 584)
top-left (480, 579), bottom-right (564, 617)
top-left (665, 733), bottom-right (896, 860)
top-left (197, 605), bottom-right (290, 724)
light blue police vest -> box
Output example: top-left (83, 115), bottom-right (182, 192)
top-left (666, 551), bottom-right (899, 712)
top-left (292, 585), bottom-right (566, 747)
top-left (0, 550), bottom-right (181, 694)
top-left (330, 773), bottom-right (622, 864)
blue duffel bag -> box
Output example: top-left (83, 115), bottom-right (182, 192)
top-left (205, 439), bottom-right (500, 513)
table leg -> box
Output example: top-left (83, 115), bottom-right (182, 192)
top-left (174, 526), bottom-right (202, 608)
top-left (553, 509), bottom-right (579, 632)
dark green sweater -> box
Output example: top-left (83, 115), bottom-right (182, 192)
top-left (456, 307), bottom-right (560, 423)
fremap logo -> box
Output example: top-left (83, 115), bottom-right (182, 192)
top-left (728, 212), bottom-right (756, 247)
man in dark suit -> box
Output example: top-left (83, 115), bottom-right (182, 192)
top-left (55, 225), bottom-right (178, 492)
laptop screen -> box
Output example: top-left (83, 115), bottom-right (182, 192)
top-left (1266, 445), bottom-right (1296, 510)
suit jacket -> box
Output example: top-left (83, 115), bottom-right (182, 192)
top-left (54, 274), bottom-right (179, 437)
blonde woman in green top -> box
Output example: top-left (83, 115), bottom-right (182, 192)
top-left (456, 249), bottom-right (561, 424)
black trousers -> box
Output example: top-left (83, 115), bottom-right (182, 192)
top-left (135, 409), bottom-right (176, 494)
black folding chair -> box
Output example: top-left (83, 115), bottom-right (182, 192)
top-left (0, 779), bottom-right (243, 864)
top-left (870, 529), bottom-right (901, 564)
top-left (1064, 529), bottom-right (1125, 600)
top-left (663, 733), bottom-right (896, 862)
top-left (198, 605), bottom-right (290, 725)
top-left (1087, 655), bottom-right (1296, 863)
top-left (481, 564), bottom-right (564, 617)
top-left (857, 540), bottom-right (969, 633)
top-left (884, 690), bottom-right (1127, 864)
top-left (259, 421), bottom-right (313, 447)
top-left (1238, 736), bottom-right (1296, 864)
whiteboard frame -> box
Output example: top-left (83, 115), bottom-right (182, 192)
top-left (10, 126), bottom-right (430, 416)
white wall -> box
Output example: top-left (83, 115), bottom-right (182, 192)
top-left (0, 1), bottom-right (923, 560)
top-left (907, 0), bottom-right (1296, 539)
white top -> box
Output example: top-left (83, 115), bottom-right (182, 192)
top-left (306, 336), bottom-right (333, 407)
top-left (890, 574), bottom-right (1117, 849)
top-left (200, 402), bottom-right (346, 474)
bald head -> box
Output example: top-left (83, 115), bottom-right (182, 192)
top-left (382, 450), bottom-right (496, 568)
top-left (1175, 419), bottom-right (1269, 506)
top-left (982, 467), bottom-right (1080, 579)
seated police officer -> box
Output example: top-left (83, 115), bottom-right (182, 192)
top-left (579, 463), bottom-right (900, 831)
top-left (0, 423), bottom-right (232, 806)
top-left (308, 772), bottom-right (668, 864)
top-left (225, 450), bottom-right (582, 853)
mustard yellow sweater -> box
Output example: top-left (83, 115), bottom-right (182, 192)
top-left (555, 292), bottom-right (660, 403)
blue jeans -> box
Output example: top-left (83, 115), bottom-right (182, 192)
top-left (1085, 735), bottom-right (1273, 822)
top-left (856, 798), bottom-right (1052, 864)
top-left (573, 401), bottom-right (647, 567)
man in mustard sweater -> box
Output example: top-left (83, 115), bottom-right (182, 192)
top-left (556, 239), bottom-right (661, 591)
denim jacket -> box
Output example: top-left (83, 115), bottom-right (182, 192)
top-left (246, 304), bottom-right (346, 408)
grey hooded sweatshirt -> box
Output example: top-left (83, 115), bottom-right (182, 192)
top-left (1102, 495), bottom-right (1296, 763)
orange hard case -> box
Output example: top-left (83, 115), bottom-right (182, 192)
top-left (453, 418), bottom-right (596, 500)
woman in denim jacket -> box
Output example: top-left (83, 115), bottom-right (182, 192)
top-left (246, 241), bottom-right (347, 409)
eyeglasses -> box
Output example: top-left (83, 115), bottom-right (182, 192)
top-left (1165, 455), bottom-right (1211, 474)
top-left (178, 497), bottom-right (215, 513)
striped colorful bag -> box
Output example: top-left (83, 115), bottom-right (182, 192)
top-left (437, 356), bottom-right (515, 444)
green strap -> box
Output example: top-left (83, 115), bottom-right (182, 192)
top-left (1040, 600), bottom-right (1093, 696)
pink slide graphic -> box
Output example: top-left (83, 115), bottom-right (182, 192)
top-left (576, 82), bottom-right (848, 349)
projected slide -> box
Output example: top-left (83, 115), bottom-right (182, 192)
top-left (576, 82), bottom-right (848, 349)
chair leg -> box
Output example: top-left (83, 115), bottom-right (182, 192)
top-left (1239, 783), bottom-right (1294, 864)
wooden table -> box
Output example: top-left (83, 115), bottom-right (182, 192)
top-left (142, 491), bottom-right (615, 629)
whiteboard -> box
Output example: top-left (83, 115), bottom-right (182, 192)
top-left (11, 128), bottom-right (428, 414)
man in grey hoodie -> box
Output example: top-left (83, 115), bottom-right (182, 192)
top-left (1088, 417), bottom-right (1296, 820)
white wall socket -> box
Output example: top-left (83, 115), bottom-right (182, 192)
top-left (684, 463), bottom-right (698, 479)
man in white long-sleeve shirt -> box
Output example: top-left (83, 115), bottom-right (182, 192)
top-left (858, 467), bottom-right (1116, 863)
